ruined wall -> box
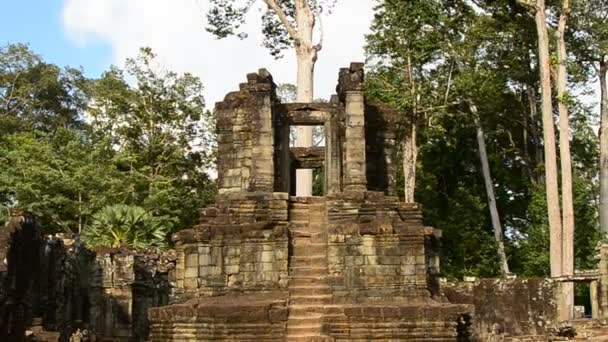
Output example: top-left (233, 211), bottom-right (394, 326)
top-left (216, 69), bottom-right (287, 195)
top-left (171, 193), bottom-right (289, 299)
top-left (0, 212), bottom-right (175, 342)
top-left (0, 211), bottom-right (44, 341)
top-left (365, 102), bottom-right (399, 196)
top-left (325, 192), bottom-right (441, 303)
top-left (442, 278), bottom-right (558, 340)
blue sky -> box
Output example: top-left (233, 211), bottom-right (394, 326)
top-left (1, 0), bottom-right (111, 77)
top-left (1, 0), bottom-right (374, 104)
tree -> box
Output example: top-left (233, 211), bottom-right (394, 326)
top-left (81, 204), bottom-right (170, 249)
top-left (555, 0), bottom-right (575, 318)
top-left (0, 43), bottom-right (88, 135)
top-left (0, 129), bottom-right (123, 233)
top-left (206, 0), bottom-right (336, 196)
top-left (366, 0), bottom-right (444, 203)
top-left (519, 0), bottom-right (563, 282)
top-left (367, 0), bottom-right (512, 275)
top-left (88, 48), bottom-right (216, 231)
top-left (569, 0), bottom-right (608, 236)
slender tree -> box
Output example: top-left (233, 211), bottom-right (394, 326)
top-left (569, 0), bottom-right (608, 235)
top-left (207, 0), bottom-right (336, 196)
top-left (520, 0), bottom-right (563, 280)
top-left (555, 0), bottom-right (575, 318)
top-left (366, 0), bottom-right (444, 202)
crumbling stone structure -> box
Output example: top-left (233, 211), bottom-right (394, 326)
top-left (0, 210), bottom-right (175, 342)
top-left (148, 64), bottom-right (473, 341)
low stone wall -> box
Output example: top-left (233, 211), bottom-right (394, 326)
top-left (0, 212), bottom-right (175, 341)
top-left (148, 294), bottom-right (288, 341)
top-left (442, 278), bottom-right (558, 340)
top-left (324, 304), bottom-right (473, 340)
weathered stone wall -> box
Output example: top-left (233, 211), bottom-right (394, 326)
top-left (0, 212), bottom-right (175, 342)
top-left (0, 211), bottom-right (45, 341)
top-left (365, 102), bottom-right (399, 196)
top-left (90, 250), bottom-right (174, 341)
top-left (325, 192), bottom-right (441, 303)
top-left (324, 304), bottom-right (473, 340)
top-left (442, 278), bottom-right (558, 340)
top-left (216, 69), bottom-right (287, 195)
top-left (148, 294), bottom-right (288, 341)
top-left (171, 192), bottom-right (289, 299)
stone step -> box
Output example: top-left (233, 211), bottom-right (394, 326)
top-left (289, 267), bottom-right (328, 277)
top-left (290, 255), bottom-right (327, 262)
top-left (292, 244), bottom-right (327, 255)
top-left (289, 286), bottom-right (332, 296)
top-left (285, 335), bottom-right (332, 342)
top-left (289, 276), bottom-right (329, 286)
top-left (287, 315), bottom-right (323, 326)
top-left (289, 258), bottom-right (328, 268)
top-left (290, 230), bottom-right (327, 240)
top-left (289, 305), bottom-right (344, 317)
top-left (287, 324), bottom-right (323, 335)
top-left (290, 294), bottom-right (333, 305)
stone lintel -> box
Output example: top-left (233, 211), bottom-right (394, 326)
top-left (290, 147), bottom-right (325, 169)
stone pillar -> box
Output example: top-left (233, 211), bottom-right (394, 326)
top-left (591, 280), bottom-right (599, 319)
top-left (599, 244), bottom-right (608, 318)
top-left (274, 107), bottom-right (290, 193)
top-left (325, 114), bottom-right (342, 195)
top-left (344, 91), bottom-right (366, 191)
top-left (216, 69), bottom-right (277, 195)
top-left (337, 63), bottom-right (367, 192)
top-left (250, 83), bottom-right (275, 192)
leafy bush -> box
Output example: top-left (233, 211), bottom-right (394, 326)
top-left (81, 204), bottom-right (171, 250)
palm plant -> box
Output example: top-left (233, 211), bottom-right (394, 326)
top-left (81, 204), bottom-right (170, 249)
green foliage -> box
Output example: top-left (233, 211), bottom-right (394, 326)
top-left (206, 0), bottom-right (336, 58)
top-left (87, 47), bottom-right (216, 231)
top-left (81, 205), bottom-right (170, 249)
top-left (366, 0), bottom-right (601, 279)
top-left (515, 184), bottom-right (551, 277)
top-left (0, 129), bottom-right (123, 233)
top-left (0, 44), bottom-right (217, 244)
top-left (0, 43), bottom-right (88, 135)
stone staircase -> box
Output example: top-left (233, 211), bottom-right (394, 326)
top-left (287, 199), bottom-right (333, 342)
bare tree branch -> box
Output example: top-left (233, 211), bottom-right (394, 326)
top-left (313, 4), bottom-right (324, 51)
top-left (262, 0), bottom-right (300, 42)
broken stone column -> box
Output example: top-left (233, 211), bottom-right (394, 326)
top-left (338, 63), bottom-right (367, 192)
top-left (216, 69), bottom-right (277, 195)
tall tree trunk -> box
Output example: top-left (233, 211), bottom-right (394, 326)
top-left (526, 86), bottom-right (543, 183)
top-left (470, 102), bottom-right (510, 276)
top-left (403, 122), bottom-right (417, 203)
top-left (294, 0), bottom-right (316, 197)
top-left (556, 0), bottom-right (574, 320)
top-left (403, 55), bottom-right (417, 203)
top-left (600, 60), bottom-right (608, 236)
top-left (295, 50), bottom-right (316, 196)
top-left (534, 0), bottom-right (563, 280)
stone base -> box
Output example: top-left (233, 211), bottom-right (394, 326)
top-left (326, 303), bottom-right (473, 341)
top-left (148, 300), bottom-right (472, 341)
top-left (148, 293), bottom-right (289, 341)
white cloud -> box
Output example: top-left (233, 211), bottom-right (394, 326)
top-left (62, 0), bottom-right (374, 106)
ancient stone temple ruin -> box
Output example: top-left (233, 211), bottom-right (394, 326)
top-left (147, 63), bottom-right (473, 341)
top-left (7, 64), bottom-right (608, 341)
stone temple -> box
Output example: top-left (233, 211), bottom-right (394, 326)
top-left (147, 63), bottom-right (474, 341)
top-left (6, 64), bottom-right (608, 341)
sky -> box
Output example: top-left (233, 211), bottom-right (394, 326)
top-left (1, 0), bottom-right (375, 106)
